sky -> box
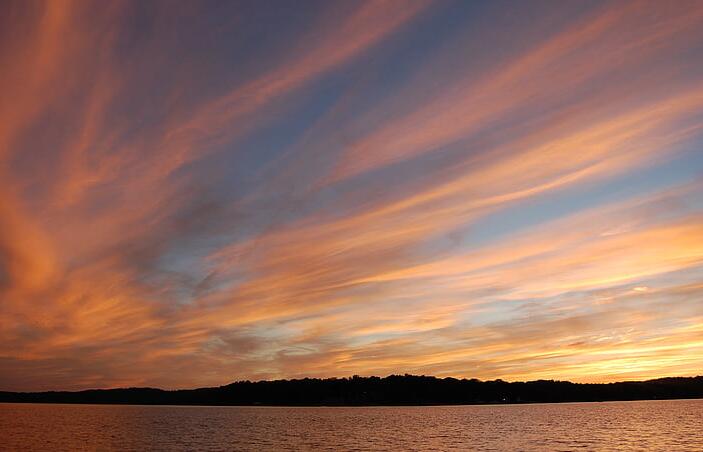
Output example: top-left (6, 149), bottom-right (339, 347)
top-left (1, 0), bottom-right (703, 391)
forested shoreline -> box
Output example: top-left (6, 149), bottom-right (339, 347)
top-left (2, 375), bottom-right (702, 406)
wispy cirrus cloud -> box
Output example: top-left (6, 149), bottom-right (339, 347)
top-left (1, 0), bottom-right (702, 391)
top-left (323, 1), bottom-right (703, 185)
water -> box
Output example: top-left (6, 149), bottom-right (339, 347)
top-left (1, 399), bottom-right (701, 451)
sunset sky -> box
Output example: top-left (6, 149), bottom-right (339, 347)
top-left (2, 0), bottom-right (703, 391)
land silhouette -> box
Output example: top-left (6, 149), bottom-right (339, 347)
top-left (1, 375), bottom-right (702, 406)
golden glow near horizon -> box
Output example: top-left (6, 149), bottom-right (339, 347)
top-left (1, 0), bottom-right (703, 391)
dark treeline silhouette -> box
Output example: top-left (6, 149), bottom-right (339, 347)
top-left (1, 375), bottom-right (702, 406)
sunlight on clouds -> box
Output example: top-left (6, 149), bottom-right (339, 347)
top-left (1, 0), bottom-right (703, 390)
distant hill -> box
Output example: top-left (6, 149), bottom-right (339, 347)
top-left (2, 375), bottom-right (702, 406)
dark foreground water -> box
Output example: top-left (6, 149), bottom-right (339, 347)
top-left (1, 399), bottom-right (701, 451)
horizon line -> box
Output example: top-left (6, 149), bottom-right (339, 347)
top-left (4, 373), bottom-right (703, 394)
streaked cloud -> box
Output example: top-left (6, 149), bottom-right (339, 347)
top-left (1, 0), bottom-right (702, 391)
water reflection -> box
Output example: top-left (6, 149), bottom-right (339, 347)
top-left (1, 400), bottom-right (701, 451)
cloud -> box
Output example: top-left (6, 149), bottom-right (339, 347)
top-left (323, 1), bottom-right (703, 185)
top-left (1, 0), bottom-right (703, 390)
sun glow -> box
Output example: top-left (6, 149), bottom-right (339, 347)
top-left (1, 0), bottom-right (703, 391)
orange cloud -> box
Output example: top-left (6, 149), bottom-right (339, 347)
top-left (324, 1), bottom-right (703, 185)
top-left (1, 0), bottom-right (703, 391)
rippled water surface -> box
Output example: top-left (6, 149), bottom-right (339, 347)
top-left (1, 399), bottom-right (702, 451)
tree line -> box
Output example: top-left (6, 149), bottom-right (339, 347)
top-left (2, 375), bottom-right (702, 406)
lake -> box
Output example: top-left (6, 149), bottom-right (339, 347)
top-left (1, 399), bottom-right (701, 451)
